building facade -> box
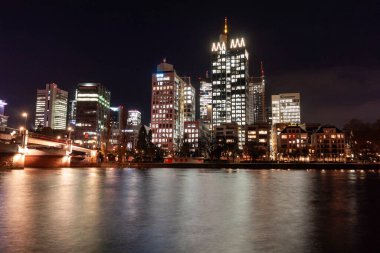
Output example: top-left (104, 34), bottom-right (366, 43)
top-left (199, 77), bottom-right (212, 128)
top-left (311, 125), bottom-right (346, 162)
top-left (183, 78), bottom-right (196, 122)
top-left (151, 60), bottom-right (191, 153)
top-left (126, 109), bottom-right (142, 151)
top-left (68, 99), bottom-right (77, 127)
top-left (248, 72), bottom-right (266, 124)
top-left (127, 110), bottom-right (142, 126)
top-left (271, 93), bottom-right (301, 125)
top-left (277, 125), bottom-right (308, 161)
top-left (0, 100), bottom-right (8, 131)
top-left (245, 123), bottom-right (270, 160)
top-left (108, 106), bottom-right (126, 148)
top-left (75, 83), bottom-right (111, 148)
top-left (211, 18), bottom-right (249, 148)
top-left (34, 83), bottom-right (68, 130)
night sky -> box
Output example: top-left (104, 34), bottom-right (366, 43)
top-left (1, 0), bottom-right (379, 128)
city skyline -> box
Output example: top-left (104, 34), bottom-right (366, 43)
top-left (1, 1), bottom-right (379, 128)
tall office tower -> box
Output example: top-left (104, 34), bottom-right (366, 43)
top-left (183, 77), bottom-right (195, 122)
top-left (199, 77), bottom-right (212, 128)
top-left (0, 100), bottom-right (8, 131)
top-left (151, 60), bottom-right (188, 153)
top-left (68, 99), bottom-right (77, 127)
top-left (34, 83), bottom-right (68, 130)
top-left (211, 18), bottom-right (249, 148)
top-left (126, 109), bottom-right (142, 151)
top-left (271, 93), bottom-right (301, 125)
top-left (75, 83), bottom-right (111, 148)
top-left (109, 106), bottom-right (126, 147)
top-left (248, 63), bottom-right (266, 124)
top-left (127, 110), bottom-right (142, 126)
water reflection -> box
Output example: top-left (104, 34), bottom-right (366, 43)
top-left (0, 168), bottom-right (380, 252)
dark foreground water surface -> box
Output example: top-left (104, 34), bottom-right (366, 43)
top-left (1, 168), bottom-right (380, 253)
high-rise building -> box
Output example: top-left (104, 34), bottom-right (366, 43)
top-left (199, 77), bottom-right (212, 128)
top-left (75, 83), bottom-right (111, 148)
top-left (127, 110), bottom-right (142, 126)
top-left (68, 99), bottom-right (77, 127)
top-left (271, 93), bottom-right (301, 125)
top-left (125, 110), bottom-right (142, 151)
top-left (248, 63), bottom-right (266, 124)
top-left (108, 106), bottom-right (126, 148)
top-left (183, 77), bottom-right (195, 122)
top-left (211, 18), bottom-right (249, 148)
top-left (0, 100), bottom-right (8, 131)
top-left (151, 60), bottom-right (190, 153)
top-left (34, 83), bottom-right (68, 130)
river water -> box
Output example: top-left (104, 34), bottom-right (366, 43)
top-left (0, 168), bottom-right (379, 253)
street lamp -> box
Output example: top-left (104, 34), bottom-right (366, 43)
top-left (22, 112), bottom-right (28, 129)
top-left (67, 126), bottom-right (73, 141)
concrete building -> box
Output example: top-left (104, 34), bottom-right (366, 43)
top-left (183, 120), bottom-right (212, 156)
top-left (211, 18), bottom-right (249, 148)
top-left (199, 77), bottom-right (212, 129)
top-left (277, 125), bottom-right (308, 161)
top-left (244, 123), bottom-right (270, 160)
top-left (127, 110), bottom-right (142, 126)
top-left (151, 60), bottom-right (192, 154)
top-left (311, 125), bottom-right (346, 162)
top-left (271, 93), bottom-right (301, 125)
top-left (75, 83), bottom-right (111, 148)
top-left (34, 83), bottom-right (68, 130)
top-left (67, 99), bottom-right (77, 127)
top-left (125, 110), bottom-right (142, 151)
top-left (0, 100), bottom-right (8, 131)
top-left (109, 106), bottom-right (126, 148)
top-left (215, 122), bottom-right (239, 146)
top-left (248, 72), bottom-right (266, 124)
top-left (183, 77), bottom-right (196, 122)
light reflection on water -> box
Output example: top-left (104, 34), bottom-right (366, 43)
top-left (0, 168), bottom-right (380, 253)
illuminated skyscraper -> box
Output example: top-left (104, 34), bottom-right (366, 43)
top-left (127, 110), bottom-right (142, 126)
top-left (199, 77), bottom-right (212, 128)
top-left (211, 18), bottom-right (249, 148)
top-left (75, 83), bottom-right (111, 148)
top-left (68, 99), bottom-right (77, 127)
top-left (34, 83), bottom-right (68, 130)
top-left (183, 77), bottom-right (195, 122)
top-left (151, 60), bottom-right (191, 153)
top-left (248, 63), bottom-right (266, 124)
top-left (0, 100), bottom-right (8, 131)
top-left (271, 93), bottom-right (301, 125)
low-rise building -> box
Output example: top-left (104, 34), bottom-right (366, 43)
top-left (244, 123), bottom-right (270, 160)
top-left (277, 125), bottom-right (308, 161)
top-left (311, 125), bottom-right (346, 162)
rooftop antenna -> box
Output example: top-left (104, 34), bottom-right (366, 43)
top-left (224, 17), bottom-right (228, 35)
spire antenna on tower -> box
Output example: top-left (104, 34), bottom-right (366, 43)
top-left (224, 17), bottom-right (228, 34)
top-left (261, 61), bottom-right (265, 77)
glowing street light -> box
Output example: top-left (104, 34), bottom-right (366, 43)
top-left (22, 112), bottom-right (28, 129)
top-left (67, 126), bottom-right (73, 142)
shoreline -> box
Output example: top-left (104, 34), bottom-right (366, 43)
top-left (6, 162), bottom-right (376, 170)
top-left (2, 162), bottom-right (380, 170)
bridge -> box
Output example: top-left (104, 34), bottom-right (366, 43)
top-left (0, 127), bottom-right (96, 168)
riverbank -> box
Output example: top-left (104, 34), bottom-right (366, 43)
top-left (101, 162), bottom-right (380, 170)
top-left (2, 162), bottom-right (380, 170)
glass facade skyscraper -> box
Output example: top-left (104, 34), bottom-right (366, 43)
top-left (248, 74), bottom-right (266, 124)
top-left (75, 83), bottom-right (111, 148)
top-left (271, 93), bottom-right (301, 125)
top-left (34, 83), bottom-right (68, 130)
top-left (211, 18), bottom-right (249, 148)
top-left (199, 78), bottom-right (212, 128)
